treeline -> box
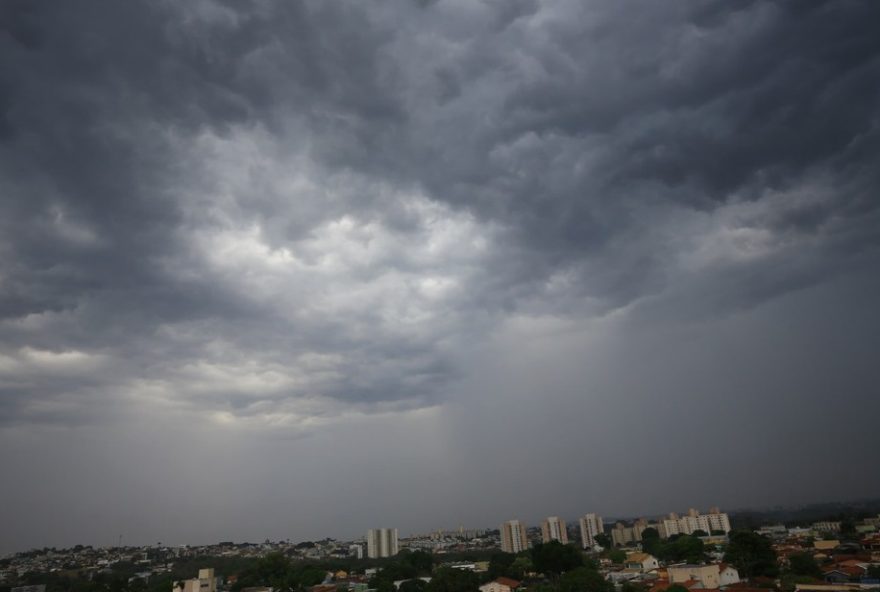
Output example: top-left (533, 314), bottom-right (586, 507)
top-left (640, 530), bottom-right (707, 564)
top-left (483, 542), bottom-right (612, 592)
top-left (730, 499), bottom-right (880, 531)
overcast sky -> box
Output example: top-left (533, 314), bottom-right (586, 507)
top-left (1, 0), bottom-right (879, 555)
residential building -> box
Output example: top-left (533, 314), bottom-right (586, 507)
top-left (612, 519), bottom-right (648, 547)
top-left (813, 522), bottom-right (842, 533)
top-left (172, 569), bottom-right (216, 592)
top-left (501, 520), bottom-right (528, 554)
top-left (813, 540), bottom-right (840, 552)
top-left (479, 578), bottom-right (521, 592)
top-left (624, 553), bottom-right (659, 572)
top-left (668, 564), bottom-right (720, 589)
top-left (659, 508), bottom-right (730, 538)
top-left (719, 564), bottom-right (741, 586)
top-left (579, 514), bottom-right (604, 549)
top-left (367, 529), bottom-right (399, 558)
top-left (541, 517), bottom-right (569, 544)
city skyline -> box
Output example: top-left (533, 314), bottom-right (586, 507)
top-left (2, 497), bottom-right (877, 556)
top-left (2, 0), bottom-right (879, 556)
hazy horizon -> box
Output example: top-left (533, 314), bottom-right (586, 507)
top-left (6, 494), bottom-right (879, 554)
top-left (2, 0), bottom-right (879, 556)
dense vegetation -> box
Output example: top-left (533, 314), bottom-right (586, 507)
top-left (640, 530), bottom-right (706, 564)
top-left (2, 542), bottom-right (616, 592)
top-left (723, 531), bottom-right (779, 579)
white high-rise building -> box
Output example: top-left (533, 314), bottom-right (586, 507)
top-left (658, 508), bottom-right (730, 538)
top-left (501, 520), bottom-right (528, 553)
top-left (541, 516), bottom-right (569, 544)
top-left (579, 513), bottom-right (604, 549)
top-left (367, 528), bottom-right (399, 558)
top-left (707, 510), bottom-right (731, 533)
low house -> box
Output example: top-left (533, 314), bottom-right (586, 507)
top-left (821, 566), bottom-right (864, 584)
top-left (626, 553), bottom-right (660, 572)
top-left (479, 578), bottom-right (521, 592)
top-left (794, 585), bottom-right (862, 592)
top-left (718, 564), bottom-right (740, 587)
top-left (394, 578), bottom-right (431, 590)
top-left (668, 565), bottom-right (720, 590)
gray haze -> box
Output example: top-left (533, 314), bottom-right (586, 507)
top-left (1, 0), bottom-right (879, 554)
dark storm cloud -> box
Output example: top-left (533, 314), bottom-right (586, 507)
top-left (0, 0), bottom-right (877, 415)
top-left (1, 0), bottom-right (878, 420)
top-left (1, 0), bottom-right (879, 552)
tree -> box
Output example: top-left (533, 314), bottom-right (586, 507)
top-left (426, 568), bottom-right (479, 592)
top-left (691, 530), bottom-right (708, 538)
top-left (666, 535), bottom-right (705, 564)
top-left (403, 551), bottom-right (434, 575)
top-left (487, 553), bottom-right (516, 580)
top-left (779, 575), bottom-right (819, 592)
top-left (723, 531), bottom-right (778, 579)
top-left (508, 557), bottom-right (534, 581)
top-left (530, 541), bottom-right (583, 577)
top-left (399, 580), bottom-right (428, 592)
top-left (641, 529), bottom-right (661, 557)
top-left (607, 550), bottom-right (626, 565)
top-left (369, 578), bottom-right (395, 592)
top-left (666, 585), bottom-right (689, 592)
top-left (558, 567), bottom-right (613, 592)
top-left (594, 534), bottom-right (611, 549)
top-left (788, 554), bottom-right (822, 578)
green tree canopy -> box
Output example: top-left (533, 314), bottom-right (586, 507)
top-left (399, 579), bottom-right (428, 592)
top-left (530, 542), bottom-right (584, 577)
top-left (723, 531), bottom-right (778, 579)
top-left (425, 568), bottom-right (479, 592)
top-left (508, 557), bottom-right (534, 581)
top-left (232, 552), bottom-right (327, 592)
top-left (558, 566), bottom-right (612, 592)
top-left (402, 551), bottom-right (434, 575)
top-left (487, 553), bottom-right (516, 580)
top-left (641, 529), bottom-right (661, 557)
top-left (788, 554), bottom-right (822, 578)
top-left (667, 535), bottom-right (705, 564)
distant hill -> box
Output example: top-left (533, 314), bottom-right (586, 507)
top-left (729, 498), bottom-right (880, 530)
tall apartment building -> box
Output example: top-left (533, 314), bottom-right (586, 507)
top-left (579, 513), bottom-right (604, 549)
top-left (611, 519), bottom-right (648, 547)
top-left (541, 516), bottom-right (569, 544)
top-left (367, 528), bottom-right (399, 558)
top-left (659, 508), bottom-right (730, 538)
top-left (501, 520), bottom-right (529, 553)
top-left (812, 521), bottom-right (841, 533)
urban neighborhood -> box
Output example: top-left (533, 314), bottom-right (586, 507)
top-left (4, 504), bottom-right (880, 592)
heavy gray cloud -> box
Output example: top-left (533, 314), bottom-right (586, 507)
top-left (1, 0), bottom-right (879, 553)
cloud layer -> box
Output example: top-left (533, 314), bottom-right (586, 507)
top-left (1, 0), bottom-right (879, 552)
